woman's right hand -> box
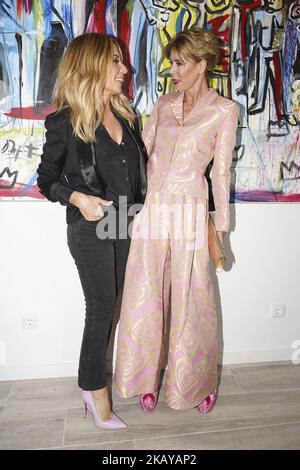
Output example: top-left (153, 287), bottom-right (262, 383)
top-left (69, 191), bottom-right (113, 221)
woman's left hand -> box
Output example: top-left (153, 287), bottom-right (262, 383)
top-left (217, 231), bottom-right (225, 247)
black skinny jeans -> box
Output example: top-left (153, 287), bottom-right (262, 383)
top-left (67, 215), bottom-right (132, 391)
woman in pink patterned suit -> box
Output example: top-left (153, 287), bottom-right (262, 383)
top-left (114, 28), bottom-right (239, 413)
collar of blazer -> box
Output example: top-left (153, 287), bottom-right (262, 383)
top-left (76, 111), bottom-right (147, 199)
top-left (170, 88), bottom-right (219, 126)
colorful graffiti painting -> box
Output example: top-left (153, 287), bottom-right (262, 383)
top-left (0, 0), bottom-right (299, 201)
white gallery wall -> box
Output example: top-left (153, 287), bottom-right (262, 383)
top-left (1, 201), bottom-right (300, 381)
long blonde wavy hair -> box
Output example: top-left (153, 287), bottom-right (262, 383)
top-left (53, 33), bottom-right (135, 143)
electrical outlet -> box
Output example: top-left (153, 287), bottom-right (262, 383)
top-left (271, 304), bottom-right (286, 319)
top-left (22, 314), bottom-right (38, 329)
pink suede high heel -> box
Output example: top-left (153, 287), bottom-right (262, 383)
top-left (197, 388), bottom-right (217, 414)
top-left (82, 391), bottom-right (127, 429)
top-left (139, 391), bottom-right (158, 412)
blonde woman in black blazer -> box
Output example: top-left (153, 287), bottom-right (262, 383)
top-left (37, 33), bottom-right (147, 430)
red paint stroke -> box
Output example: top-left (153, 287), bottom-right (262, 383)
top-left (208, 15), bottom-right (230, 73)
top-left (120, 8), bottom-right (133, 99)
top-left (0, 180), bottom-right (44, 199)
top-left (234, 191), bottom-right (300, 202)
top-left (273, 50), bottom-right (284, 120)
top-left (16, 0), bottom-right (33, 17)
top-left (120, 8), bottom-right (130, 45)
top-left (208, 14), bottom-right (231, 44)
top-left (17, 0), bottom-right (23, 18)
top-left (219, 48), bottom-right (229, 73)
top-left (4, 106), bottom-right (55, 120)
top-left (90, 0), bottom-right (106, 33)
top-left (240, 1), bottom-right (263, 62)
top-left (24, 0), bottom-right (33, 14)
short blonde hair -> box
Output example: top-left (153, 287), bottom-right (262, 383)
top-left (53, 33), bottom-right (135, 143)
top-left (165, 28), bottom-right (222, 73)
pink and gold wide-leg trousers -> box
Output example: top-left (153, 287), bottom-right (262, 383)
top-left (114, 192), bottom-right (218, 410)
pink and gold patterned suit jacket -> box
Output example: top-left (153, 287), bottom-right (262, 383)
top-left (142, 88), bottom-right (239, 232)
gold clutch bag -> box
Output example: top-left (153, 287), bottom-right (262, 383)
top-left (208, 215), bottom-right (225, 273)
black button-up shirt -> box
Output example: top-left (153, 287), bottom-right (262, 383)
top-left (94, 116), bottom-right (140, 209)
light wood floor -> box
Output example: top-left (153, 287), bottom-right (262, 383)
top-left (1, 361), bottom-right (300, 450)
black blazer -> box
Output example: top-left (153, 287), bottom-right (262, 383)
top-left (37, 110), bottom-right (215, 224)
top-left (37, 110), bottom-right (148, 224)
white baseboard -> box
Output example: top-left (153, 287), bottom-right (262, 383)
top-left (0, 362), bottom-right (78, 382)
top-left (221, 347), bottom-right (293, 364)
top-left (0, 348), bottom-right (293, 381)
